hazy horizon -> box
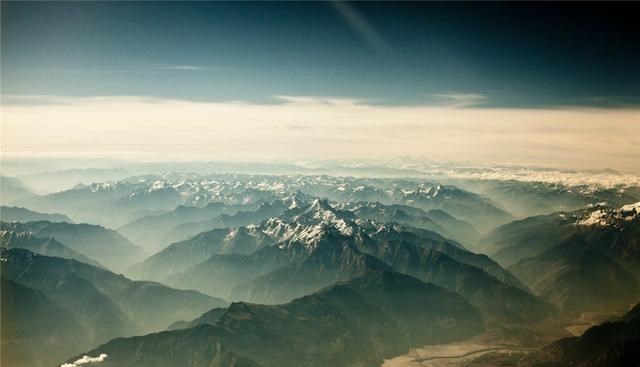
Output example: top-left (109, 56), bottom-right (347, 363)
top-left (3, 96), bottom-right (639, 172)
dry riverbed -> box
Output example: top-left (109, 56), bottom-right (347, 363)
top-left (382, 341), bottom-right (537, 367)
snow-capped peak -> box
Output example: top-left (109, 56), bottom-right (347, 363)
top-left (576, 201), bottom-right (640, 227)
top-left (620, 202), bottom-right (640, 213)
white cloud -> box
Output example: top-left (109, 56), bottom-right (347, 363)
top-left (421, 164), bottom-right (640, 188)
top-left (275, 95), bottom-right (367, 105)
top-left (60, 353), bottom-right (108, 367)
top-left (1, 95), bottom-right (638, 172)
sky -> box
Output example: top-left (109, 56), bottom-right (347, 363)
top-left (1, 2), bottom-right (639, 171)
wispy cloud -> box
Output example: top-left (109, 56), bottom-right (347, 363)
top-left (6, 62), bottom-right (225, 75)
top-left (431, 93), bottom-right (489, 107)
top-left (8, 69), bottom-right (157, 75)
top-left (147, 63), bottom-right (234, 72)
top-left (329, 1), bottom-right (394, 55)
top-left (275, 95), bottom-right (367, 106)
top-left (152, 65), bottom-right (205, 71)
top-left (60, 353), bottom-right (108, 367)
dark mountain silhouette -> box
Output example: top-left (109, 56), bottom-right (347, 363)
top-left (509, 237), bottom-right (640, 312)
top-left (1, 277), bottom-right (91, 367)
top-left (64, 271), bottom-right (484, 367)
top-left (1, 248), bottom-right (227, 339)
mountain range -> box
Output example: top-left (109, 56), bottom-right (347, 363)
top-left (0, 176), bottom-right (36, 204)
top-left (1, 220), bottom-right (145, 271)
top-left (510, 237), bottom-right (640, 312)
top-left (2, 249), bottom-right (226, 338)
top-left (1, 277), bottom-right (91, 367)
top-left (486, 203), bottom-right (640, 314)
top-left (117, 202), bottom-right (257, 252)
top-left (1, 249), bottom-right (227, 350)
top-left (2, 169), bottom-right (639, 367)
top-left (148, 199), bottom-right (551, 325)
top-left (455, 179), bottom-right (640, 219)
top-left (62, 271), bottom-right (485, 367)
top-left (1, 230), bottom-right (104, 268)
top-left (1, 205), bottom-right (72, 223)
top-left (480, 202), bottom-right (640, 274)
top-left (11, 174), bottom-right (516, 234)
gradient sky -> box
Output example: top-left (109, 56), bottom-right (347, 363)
top-left (1, 2), bottom-right (639, 171)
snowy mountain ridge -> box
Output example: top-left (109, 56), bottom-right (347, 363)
top-left (576, 201), bottom-right (640, 227)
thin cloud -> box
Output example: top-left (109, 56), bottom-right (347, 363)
top-left (329, 1), bottom-right (394, 55)
top-left (154, 65), bottom-right (204, 71)
top-left (140, 61), bottom-right (235, 72)
top-left (149, 64), bottom-right (229, 72)
top-left (431, 93), bottom-right (489, 108)
top-left (6, 63), bottom-right (222, 75)
top-left (275, 95), bottom-right (367, 106)
top-left (7, 69), bottom-right (159, 75)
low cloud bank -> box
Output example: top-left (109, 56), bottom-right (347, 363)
top-left (3, 95), bottom-right (639, 172)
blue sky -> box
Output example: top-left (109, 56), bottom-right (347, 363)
top-left (2, 1), bottom-right (639, 107)
top-left (1, 2), bottom-right (638, 171)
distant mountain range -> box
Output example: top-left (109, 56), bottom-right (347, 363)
top-left (1, 221), bottom-right (145, 271)
top-left (0, 176), bottom-right (36, 204)
top-left (117, 202), bottom-right (258, 251)
top-left (160, 199), bottom-right (295, 249)
top-left (455, 179), bottom-right (640, 219)
top-left (16, 168), bottom-right (137, 194)
top-left (399, 184), bottom-right (513, 232)
top-left (343, 201), bottom-right (480, 247)
top-left (13, 179), bottom-right (185, 228)
top-left (1, 205), bottom-right (72, 223)
top-left (1, 230), bottom-right (104, 268)
top-left (11, 174), bottom-right (516, 233)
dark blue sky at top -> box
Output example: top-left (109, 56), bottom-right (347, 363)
top-left (1, 1), bottom-right (638, 107)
